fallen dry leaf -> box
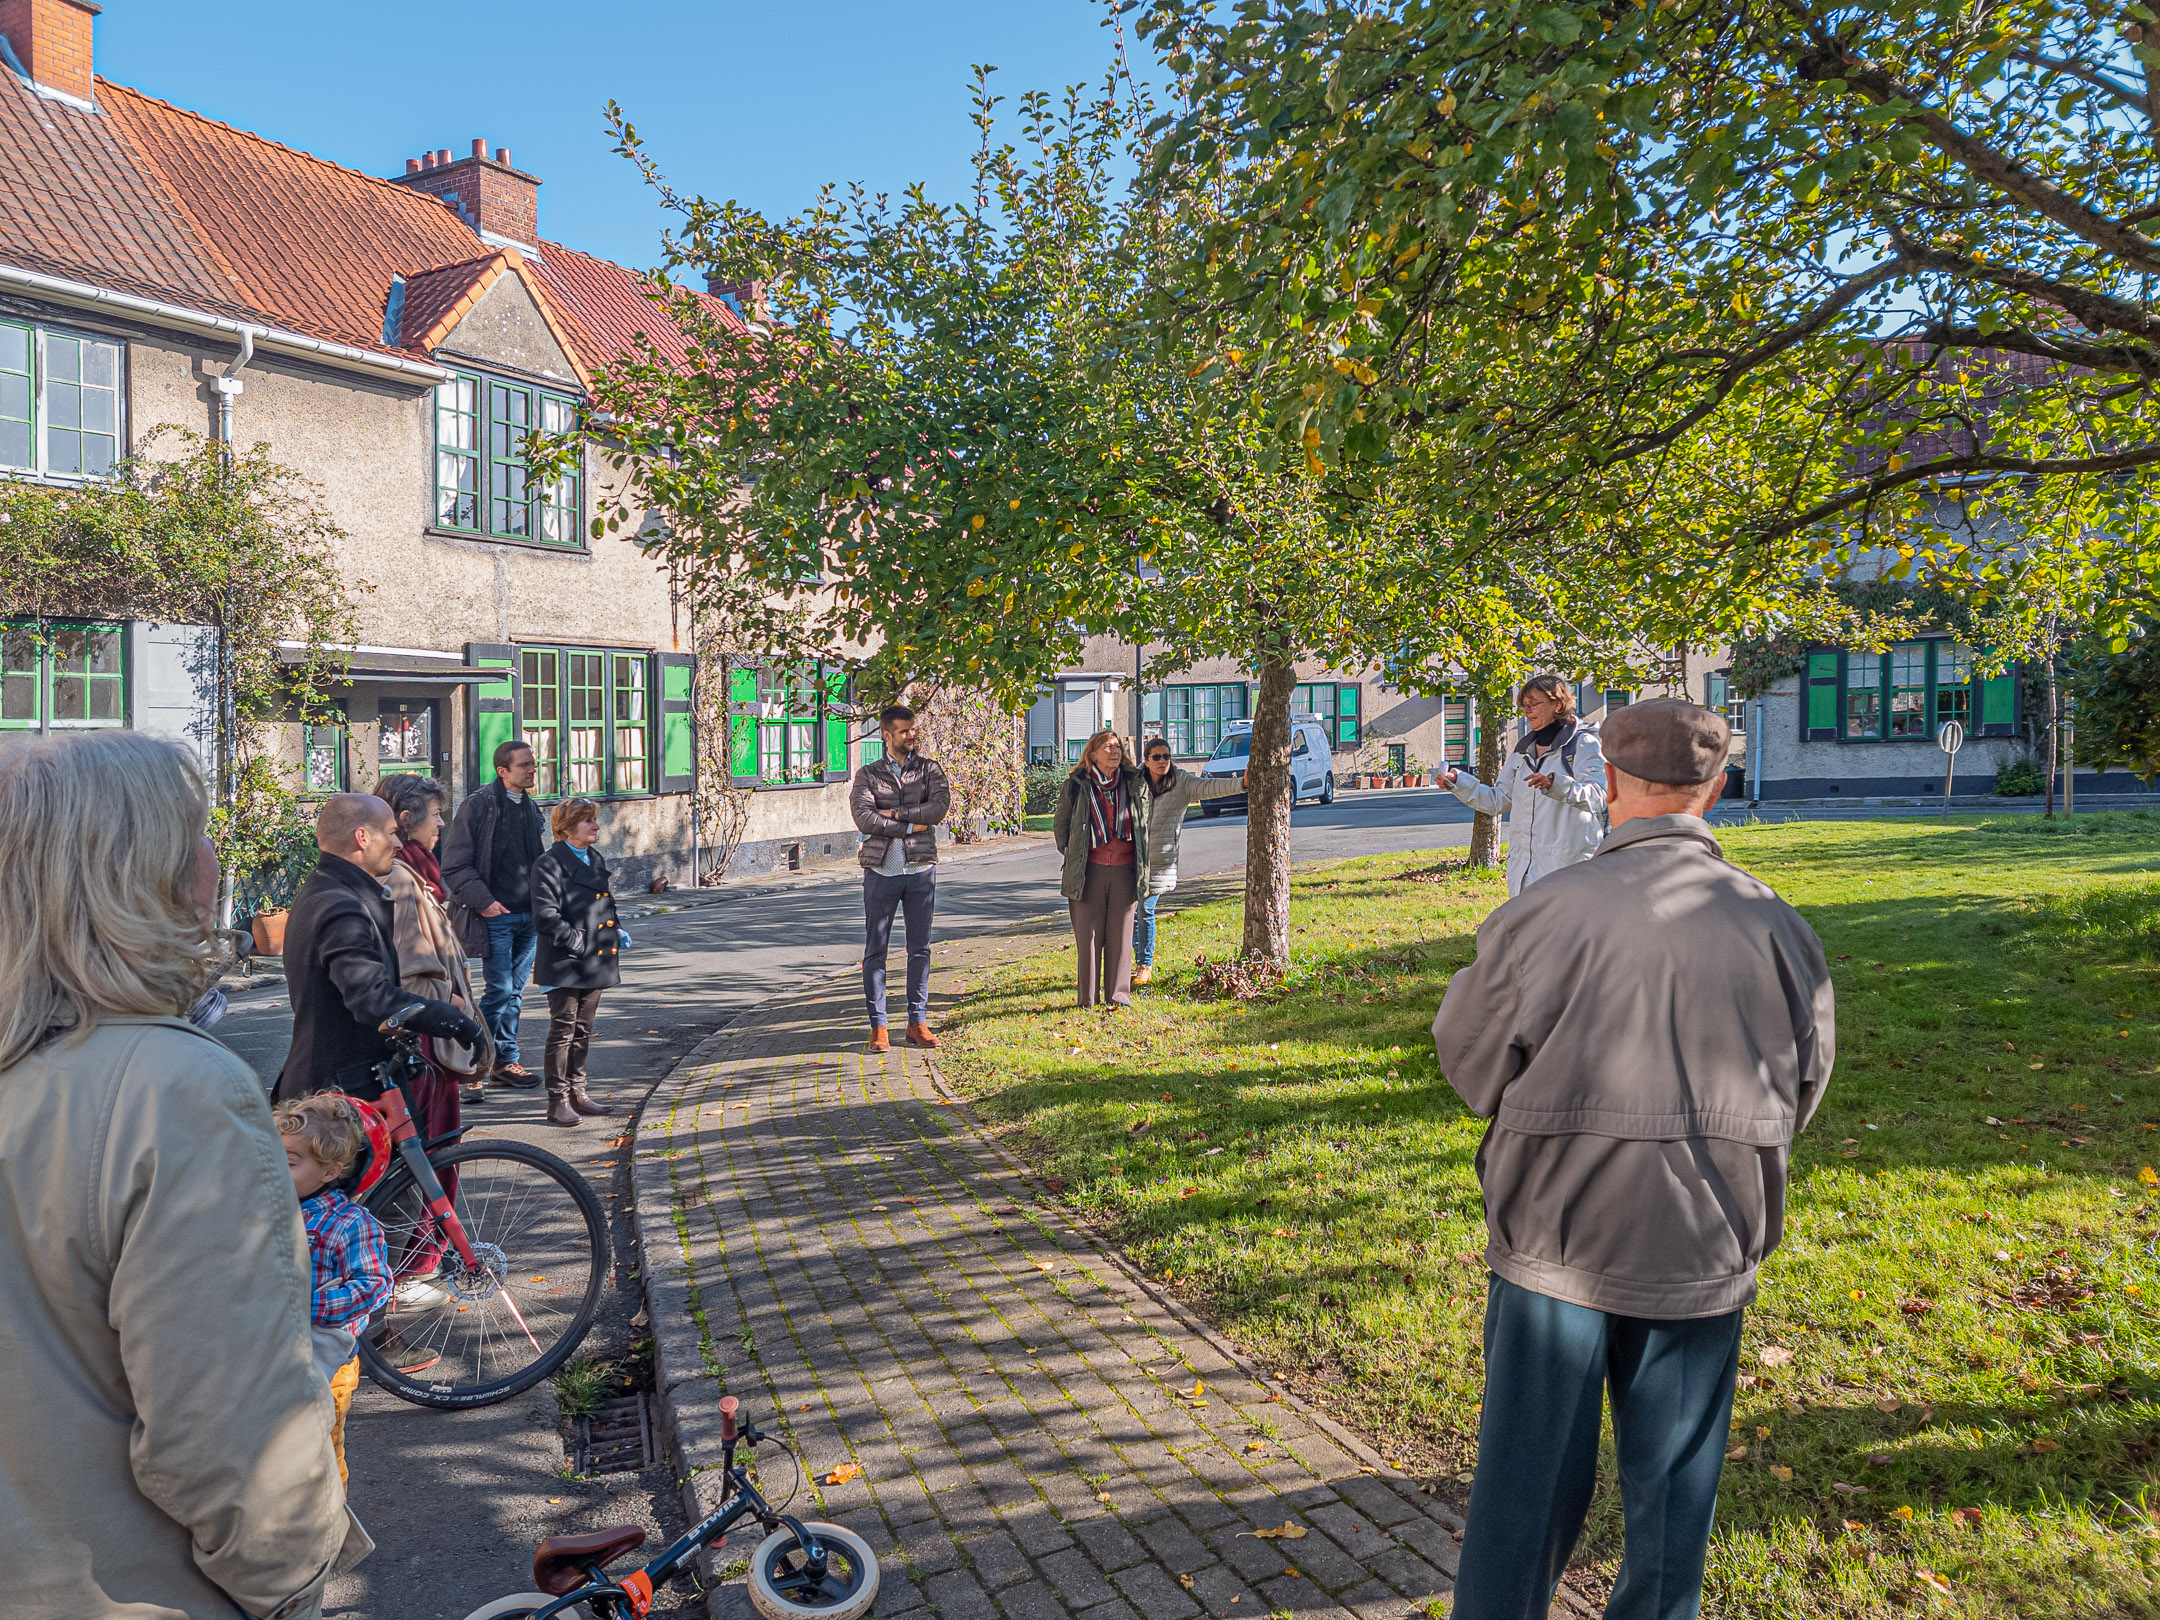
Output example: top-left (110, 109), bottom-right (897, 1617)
top-left (823, 1464), bottom-right (862, 1486)
top-left (1726, 1445), bottom-right (1747, 1461)
top-left (1875, 1398), bottom-right (1903, 1414)
top-left (1832, 1482), bottom-right (1868, 1496)
top-left (1916, 1570), bottom-right (1954, 1597)
top-left (2032, 1438), bottom-right (2060, 1453)
top-left (1770, 1465), bottom-right (1794, 1480)
top-left (1239, 1524), bottom-right (1308, 1541)
top-left (1758, 1346), bottom-right (1796, 1368)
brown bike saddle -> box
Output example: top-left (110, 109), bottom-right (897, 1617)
top-left (533, 1525), bottom-right (648, 1595)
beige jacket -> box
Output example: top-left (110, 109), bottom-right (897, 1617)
top-left (0, 1017), bottom-right (347, 1618)
top-left (387, 859), bottom-right (482, 1074)
top-left (1431, 815), bottom-right (1836, 1318)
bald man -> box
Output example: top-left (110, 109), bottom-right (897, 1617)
top-left (276, 793), bottom-right (482, 1101)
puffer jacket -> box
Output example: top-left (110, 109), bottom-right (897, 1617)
top-left (1431, 814), bottom-right (1836, 1318)
top-left (1053, 763), bottom-right (1155, 900)
top-left (0, 1017), bottom-right (350, 1619)
top-left (1446, 719), bottom-right (1606, 895)
top-left (1138, 764), bottom-right (1245, 895)
top-left (851, 752), bottom-right (952, 869)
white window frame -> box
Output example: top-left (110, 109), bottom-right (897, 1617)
top-left (0, 317), bottom-right (125, 483)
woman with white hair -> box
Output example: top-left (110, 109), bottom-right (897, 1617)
top-left (0, 732), bottom-right (351, 1619)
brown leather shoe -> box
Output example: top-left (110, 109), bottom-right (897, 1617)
top-left (545, 1088), bottom-right (582, 1127)
top-left (568, 1084), bottom-right (613, 1117)
top-left (868, 1026), bottom-right (890, 1052)
top-left (906, 1022), bottom-right (939, 1049)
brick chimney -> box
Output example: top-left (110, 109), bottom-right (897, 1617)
top-left (706, 274), bottom-right (767, 321)
top-left (0, 0), bottom-right (99, 106)
top-left (390, 139), bottom-right (540, 247)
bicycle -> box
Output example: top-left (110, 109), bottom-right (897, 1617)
top-left (461, 1393), bottom-right (880, 1620)
top-left (345, 1006), bottom-right (608, 1409)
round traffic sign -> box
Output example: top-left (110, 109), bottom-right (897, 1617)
top-left (1937, 720), bottom-right (1965, 755)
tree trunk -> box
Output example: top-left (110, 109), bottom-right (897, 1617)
top-left (2045, 644), bottom-right (2059, 817)
top-left (1465, 674), bottom-right (1508, 868)
top-left (1241, 646), bottom-right (1297, 966)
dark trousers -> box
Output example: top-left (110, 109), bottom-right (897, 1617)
top-left (1453, 1275), bottom-right (1743, 1620)
top-left (1070, 861), bottom-right (1138, 1006)
top-left (863, 868), bottom-right (935, 1027)
top-left (544, 987), bottom-right (603, 1094)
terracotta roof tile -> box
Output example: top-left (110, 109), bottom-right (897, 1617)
top-left (0, 70), bottom-right (737, 384)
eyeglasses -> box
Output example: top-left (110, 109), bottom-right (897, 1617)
top-left (1147, 753), bottom-right (1170, 762)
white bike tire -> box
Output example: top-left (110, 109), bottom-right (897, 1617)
top-left (461, 1594), bottom-right (592, 1620)
top-left (746, 1522), bottom-right (880, 1620)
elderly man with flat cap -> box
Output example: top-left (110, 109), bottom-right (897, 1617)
top-left (1431, 698), bottom-right (1835, 1620)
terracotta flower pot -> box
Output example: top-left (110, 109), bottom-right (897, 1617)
top-left (250, 909), bottom-right (289, 957)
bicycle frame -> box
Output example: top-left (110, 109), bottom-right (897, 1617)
top-left (530, 1415), bottom-right (826, 1620)
top-left (364, 1025), bottom-right (481, 1274)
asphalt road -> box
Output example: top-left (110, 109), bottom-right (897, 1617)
top-left (213, 786), bottom-right (1476, 1620)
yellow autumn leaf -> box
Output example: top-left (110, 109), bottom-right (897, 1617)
top-left (823, 1463), bottom-right (863, 1486)
top-left (1185, 1380), bottom-right (1206, 1399)
top-left (2138, 1166), bottom-right (2158, 1187)
top-left (1770, 1464), bottom-right (1793, 1480)
top-left (966, 578), bottom-right (988, 597)
top-left (1893, 1504), bottom-right (1915, 1520)
top-left (1069, 542), bottom-right (1085, 561)
top-left (969, 513), bottom-right (985, 530)
top-left (1238, 1523), bottom-right (1308, 1541)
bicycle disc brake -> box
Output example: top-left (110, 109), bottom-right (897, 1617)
top-left (443, 1239), bottom-right (509, 1304)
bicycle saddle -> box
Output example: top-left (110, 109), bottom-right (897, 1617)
top-left (533, 1525), bottom-right (647, 1595)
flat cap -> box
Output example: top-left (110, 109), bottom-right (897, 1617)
top-left (1600, 697), bottom-right (1731, 787)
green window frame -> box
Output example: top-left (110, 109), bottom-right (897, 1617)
top-left (0, 319), bottom-right (123, 480)
top-left (1291, 681), bottom-right (1360, 748)
top-left (1441, 691), bottom-right (1473, 764)
top-left (0, 620), bottom-right (127, 730)
top-left (303, 715), bottom-right (348, 794)
top-left (1705, 671), bottom-right (1747, 734)
top-left (1817, 640), bottom-right (2010, 743)
top-left (512, 645), bottom-right (659, 799)
top-left (727, 660), bottom-right (852, 786)
top-left (1160, 683), bottom-right (1248, 757)
top-left (433, 370), bottom-right (582, 546)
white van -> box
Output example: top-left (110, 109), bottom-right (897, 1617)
top-left (1196, 713), bottom-right (1336, 815)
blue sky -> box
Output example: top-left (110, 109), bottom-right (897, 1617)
top-left (98, 1), bottom-right (1134, 271)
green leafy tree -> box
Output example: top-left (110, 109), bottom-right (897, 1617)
top-left (2070, 632), bottom-right (2160, 781)
top-left (0, 432), bottom-right (355, 894)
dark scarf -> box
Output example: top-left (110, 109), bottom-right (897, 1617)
top-left (395, 839), bottom-right (447, 902)
top-left (1085, 766), bottom-right (1133, 847)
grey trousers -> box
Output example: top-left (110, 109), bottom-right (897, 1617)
top-left (1070, 861), bottom-right (1139, 1007)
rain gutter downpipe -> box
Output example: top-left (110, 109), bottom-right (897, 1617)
top-left (209, 326), bottom-right (256, 933)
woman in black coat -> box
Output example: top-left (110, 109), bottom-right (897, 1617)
top-left (529, 798), bottom-right (626, 1128)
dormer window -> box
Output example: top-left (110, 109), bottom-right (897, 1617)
top-left (433, 369), bottom-right (581, 546)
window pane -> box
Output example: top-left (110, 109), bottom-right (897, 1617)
top-left (47, 627), bottom-right (122, 724)
top-left (0, 325), bottom-right (29, 472)
top-left (1845, 652), bottom-right (1881, 739)
top-left (2, 625), bottom-right (38, 723)
top-left (304, 723), bottom-right (346, 792)
top-left (525, 725), bottom-right (559, 797)
top-left (520, 649), bottom-right (558, 721)
top-left (488, 384), bottom-right (535, 537)
top-left (379, 704), bottom-right (433, 767)
top-left (46, 335), bottom-right (78, 383)
top-left (1888, 642), bottom-right (1928, 736)
top-left (566, 652), bottom-right (605, 722)
top-left (613, 656), bottom-right (646, 722)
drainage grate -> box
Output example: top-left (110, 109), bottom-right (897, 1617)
top-left (573, 1392), bottom-right (653, 1476)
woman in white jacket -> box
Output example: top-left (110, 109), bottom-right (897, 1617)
top-left (1442, 674), bottom-right (1606, 894)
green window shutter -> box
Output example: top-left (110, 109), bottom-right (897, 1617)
top-left (1336, 684), bottom-right (1361, 746)
top-left (656, 651), bottom-right (696, 794)
top-left (822, 667), bottom-right (851, 782)
top-left (1980, 669), bottom-right (2017, 733)
top-left (1804, 651), bottom-right (1839, 740)
top-left (465, 642), bottom-right (518, 785)
top-left (726, 665), bottom-right (760, 785)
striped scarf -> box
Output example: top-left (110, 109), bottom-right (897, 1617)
top-left (1086, 767), bottom-right (1132, 847)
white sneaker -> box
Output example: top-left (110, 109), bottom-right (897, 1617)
top-left (393, 1277), bottom-right (449, 1311)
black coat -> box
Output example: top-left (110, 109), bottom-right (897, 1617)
top-left (531, 843), bottom-right (622, 992)
top-left (439, 781), bottom-right (549, 956)
top-left (275, 855), bottom-right (423, 1101)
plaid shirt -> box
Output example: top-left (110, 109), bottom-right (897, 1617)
top-left (301, 1189), bottom-right (393, 1330)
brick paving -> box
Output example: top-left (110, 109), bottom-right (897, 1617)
top-left (635, 937), bottom-right (1467, 1620)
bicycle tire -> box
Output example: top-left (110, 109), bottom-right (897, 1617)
top-left (360, 1138), bottom-right (607, 1409)
top-left (460, 1596), bottom-right (593, 1620)
top-left (747, 1523), bottom-right (880, 1620)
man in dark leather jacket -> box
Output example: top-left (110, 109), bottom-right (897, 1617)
top-left (276, 794), bottom-right (483, 1101)
top-left (849, 705), bottom-right (950, 1053)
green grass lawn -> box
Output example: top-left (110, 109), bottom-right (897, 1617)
top-left (937, 812), bottom-right (2160, 1617)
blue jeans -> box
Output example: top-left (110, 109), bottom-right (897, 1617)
top-left (1453, 1275), bottom-right (1743, 1620)
top-left (481, 911), bottom-right (538, 1069)
top-left (863, 868), bottom-right (935, 1027)
top-left (1133, 892), bottom-right (1160, 966)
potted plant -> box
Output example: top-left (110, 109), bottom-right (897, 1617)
top-left (230, 802), bottom-right (318, 959)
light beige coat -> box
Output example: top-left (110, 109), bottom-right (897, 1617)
top-left (0, 1016), bottom-right (347, 1618)
top-left (386, 859), bottom-right (482, 1074)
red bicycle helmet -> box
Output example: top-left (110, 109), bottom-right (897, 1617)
top-left (342, 1095), bottom-right (394, 1197)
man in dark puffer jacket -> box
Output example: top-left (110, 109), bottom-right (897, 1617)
top-left (849, 705), bottom-right (951, 1053)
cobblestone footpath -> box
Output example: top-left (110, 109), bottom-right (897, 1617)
top-left (635, 932), bottom-right (1470, 1620)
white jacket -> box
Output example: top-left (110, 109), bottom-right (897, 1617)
top-left (1446, 720), bottom-right (1606, 894)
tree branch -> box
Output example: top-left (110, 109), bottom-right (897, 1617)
top-left (1759, 441), bottom-right (2160, 542)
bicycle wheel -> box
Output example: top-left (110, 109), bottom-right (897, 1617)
top-left (747, 1523), bottom-right (879, 1620)
top-left (460, 1597), bottom-right (593, 1620)
top-left (361, 1139), bottom-right (606, 1409)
